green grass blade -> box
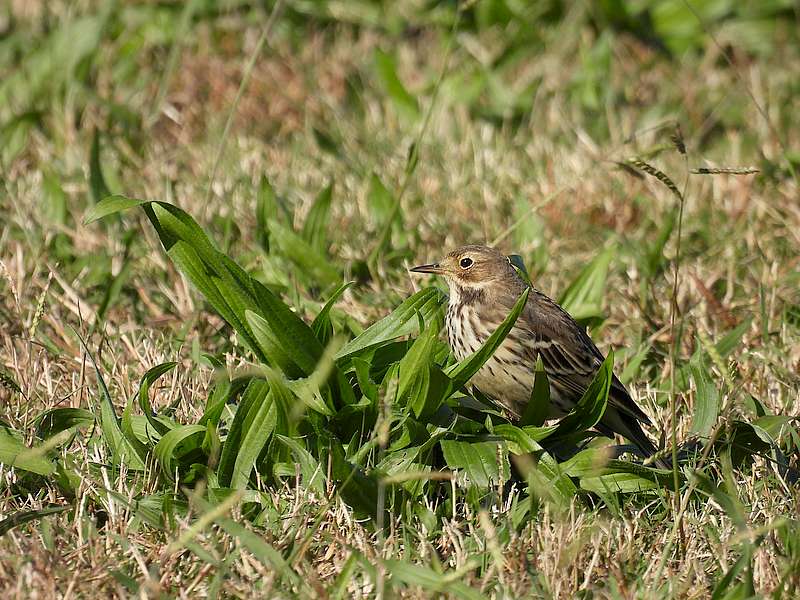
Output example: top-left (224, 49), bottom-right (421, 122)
top-left (311, 280), bottom-right (354, 345)
top-left (0, 505), bottom-right (71, 536)
top-left (383, 559), bottom-right (485, 600)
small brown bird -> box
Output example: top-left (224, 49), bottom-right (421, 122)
top-left (411, 244), bottom-right (663, 464)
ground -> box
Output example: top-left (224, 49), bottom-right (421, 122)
top-left (1, 1), bottom-right (799, 598)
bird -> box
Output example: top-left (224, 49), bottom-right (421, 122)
top-left (410, 244), bottom-right (666, 467)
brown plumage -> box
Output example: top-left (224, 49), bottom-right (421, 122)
top-left (410, 244), bottom-right (664, 465)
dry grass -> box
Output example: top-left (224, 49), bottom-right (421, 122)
top-left (1, 2), bottom-right (799, 598)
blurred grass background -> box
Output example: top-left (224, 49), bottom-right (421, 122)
top-left (1, 0), bottom-right (799, 597)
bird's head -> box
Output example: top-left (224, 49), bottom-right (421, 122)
top-left (410, 245), bottom-right (520, 293)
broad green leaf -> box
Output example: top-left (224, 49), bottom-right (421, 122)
top-left (715, 318), bottom-right (752, 359)
top-left (89, 129), bottom-right (111, 204)
top-left (557, 246), bottom-right (614, 326)
top-left (269, 221), bottom-right (340, 288)
top-left (329, 440), bottom-right (394, 521)
top-left (275, 434), bottom-right (325, 494)
top-left (121, 390), bottom-right (151, 463)
top-left (153, 425), bottom-right (206, 477)
top-left (367, 173), bottom-right (396, 227)
top-left (312, 281), bottom-right (354, 345)
top-left (511, 442), bottom-right (579, 504)
top-left (36, 408), bottom-right (94, 439)
top-left (723, 420), bottom-right (773, 467)
top-left (383, 559), bottom-right (484, 600)
top-left (137, 362), bottom-right (178, 436)
top-left (353, 357), bottom-right (379, 402)
top-left (284, 339), bottom-right (338, 417)
top-left (688, 359), bottom-right (719, 438)
top-left (336, 287), bottom-right (445, 360)
top-left (217, 379), bottom-right (270, 487)
top-left (562, 449), bottom-right (674, 488)
top-left (301, 182), bottom-right (333, 254)
top-left (493, 424), bottom-right (558, 452)
top-left (83, 194), bottom-right (150, 224)
top-left (440, 440), bottom-right (507, 488)
top-left (550, 351), bottom-right (613, 439)
top-left (520, 357), bottom-right (550, 426)
top-left (579, 472), bottom-right (661, 494)
top-left (0, 111), bottom-right (39, 167)
top-left (201, 375), bottom-right (250, 427)
top-left (753, 415), bottom-right (793, 440)
top-left (447, 288), bottom-right (530, 389)
top-left (230, 389), bottom-right (278, 489)
top-left (252, 280), bottom-right (325, 376)
top-left (246, 310), bottom-right (315, 378)
top-left (0, 428), bottom-right (55, 475)
top-left (374, 49), bottom-right (419, 121)
top-left (398, 313), bottom-right (444, 417)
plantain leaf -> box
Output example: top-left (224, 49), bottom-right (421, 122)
top-left (84, 194), bottom-right (149, 224)
top-left (311, 281), bottom-right (354, 345)
top-left (520, 357), bottom-right (550, 426)
top-left (269, 221), bottom-right (340, 288)
top-left (275, 434), bottom-right (325, 494)
top-left (398, 313), bottom-right (445, 418)
top-left (0, 428), bottom-right (55, 475)
top-left (336, 287), bottom-right (445, 360)
top-left (137, 362), bottom-right (178, 436)
top-left (301, 182), bottom-right (333, 254)
top-left (153, 425), bottom-right (206, 477)
top-left (374, 49), bottom-right (419, 121)
top-left (558, 246), bottom-right (614, 327)
top-left (550, 351), bottom-right (613, 439)
top-left (688, 359), bottom-right (719, 438)
top-left (217, 379), bottom-right (273, 488)
top-left (440, 440), bottom-right (507, 488)
top-left (36, 408), bottom-right (95, 439)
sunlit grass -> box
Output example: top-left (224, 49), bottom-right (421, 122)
top-left (1, 1), bottom-right (799, 597)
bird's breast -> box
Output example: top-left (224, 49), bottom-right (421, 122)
top-left (446, 301), bottom-right (535, 415)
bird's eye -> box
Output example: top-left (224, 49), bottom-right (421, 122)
top-left (459, 257), bottom-right (473, 269)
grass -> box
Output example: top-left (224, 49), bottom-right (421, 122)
top-left (1, 1), bottom-right (800, 597)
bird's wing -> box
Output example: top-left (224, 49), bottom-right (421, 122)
top-left (515, 289), bottom-right (651, 425)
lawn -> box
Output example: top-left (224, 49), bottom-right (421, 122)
top-left (1, 1), bottom-right (799, 597)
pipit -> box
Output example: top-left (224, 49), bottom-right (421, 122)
top-left (411, 244), bottom-right (665, 466)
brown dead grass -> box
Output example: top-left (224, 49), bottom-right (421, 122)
top-left (1, 7), bottom-right (799, 599)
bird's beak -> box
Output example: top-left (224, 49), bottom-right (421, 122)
top-left (409, 262), bottom-right (443, 274)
